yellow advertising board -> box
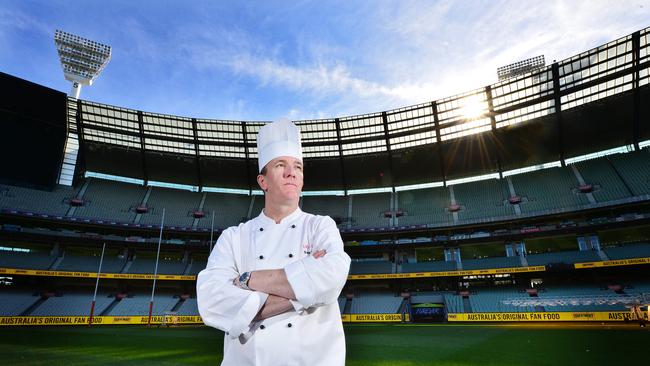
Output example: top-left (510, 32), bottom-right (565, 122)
top-left (574, 257), bottom-right (650, 269)
top-left (447, 311), bottom-right (641, 322)
top-left (1, 314), bottom-right (411, 326)
top-left (0, 315), bottom-right (203, 326)
top-left (0, 266), bottom-right (546, 281)
top-left (341, 313), bottom-right (409, 323)
top-left (347, 266), bottom-right (546, 280)
top-left (0, 268), bottom-right (196, 281)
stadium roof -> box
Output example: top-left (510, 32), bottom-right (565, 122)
top-left (2, 1), bottom-right (650, 120)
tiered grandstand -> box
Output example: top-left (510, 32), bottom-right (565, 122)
top-left (1, 26), bottom-right (650, 324)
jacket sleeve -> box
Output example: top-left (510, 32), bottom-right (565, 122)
top-left (197, 226), bottom-right (269, 339)
top-left (284, 216), bottom-right (351, 310)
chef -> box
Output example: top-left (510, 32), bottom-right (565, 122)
top-left (197, 119), bottom-right (351, 366)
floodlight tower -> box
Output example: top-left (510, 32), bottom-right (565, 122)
top-left (53, 30), bottom-right (111, 186)
top-left (497, 55), bottom-right (545, 81)
top-left (54, 30), bottom-right (111, 99)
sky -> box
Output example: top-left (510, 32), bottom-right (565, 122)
top-left (1, 0), bottom-right (649, 121)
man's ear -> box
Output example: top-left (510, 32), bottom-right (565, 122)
top-left (257, 174), bottom-right (267, 191)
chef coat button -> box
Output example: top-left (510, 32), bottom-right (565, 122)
top-left (259, 228), bottom-right (264, 232)
top-left (260, 325), bottom-right (265, 330)
top-left (287, 323), bottom-right (292, 328)
top-left (288, 253), bottom-right (293, 258)
top-left (291, 224), bottom-right (296, 229)
top-left (259, 255), bottom-right (264, 260)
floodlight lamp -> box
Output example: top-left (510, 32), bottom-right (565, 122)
top-left (54, 30), bottom-right (112, 98)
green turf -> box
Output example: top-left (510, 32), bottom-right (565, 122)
top-left (0, 324), bottom-right (648, 365)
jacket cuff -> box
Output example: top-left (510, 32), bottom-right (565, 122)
top-left (284, 257), bottom-right (316, 309)
top-left (227, 291), bottom-right (268, 339)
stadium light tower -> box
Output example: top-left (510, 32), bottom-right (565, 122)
top-left (497, 55), bottom-right (545, 81)
top-left (53, 30), bottom-right (111, 186)
top-left (54, 30), bottom-right (112, 99)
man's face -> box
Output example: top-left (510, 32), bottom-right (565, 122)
top-left (257, 156), bottom-right (304, 204)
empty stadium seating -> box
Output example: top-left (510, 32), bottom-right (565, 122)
top-left (138, 187), bottom-right (201, 227)
top-left (0, 250), bottom-right (55, 269)
top-left (468, 287), bottom-right (534, 313)
top-left (461, 256), bottom-right (521, 270)
top-left (572, 158), bottom-right (631, 202)
top-left (604, 243), bottom-right (650, 260)
top-left (608, 149), bottom-right (650, 196)
top-left (396, 187), bottom-right (453, 226)
top-left (537, 285), bottom-right (628, 312)
top-left (109, 294), bottom-right (179, 316)
top-left (175, 298), bottom-right (198, 315)
top-left (349, 260), bottom-right (392, 275)
top-left (188, 259), bottom-right (208, 275)
top-left (443, 293), bottom-right (464, 313)
top-left (72, 178), bottom-right (144, 222)
top-left (0, 149), bottom-right (648, 229)
top-left (454, 179), bottom-right (514, 222)
top-left (338, 297), bottom-right (347, 314)
top-left (126, 257), bottom-right (187, 275)
top-left (0, 291), bottom-right (41, 316)
top-left (302, 195), bottom-right (349, 227)
top-left (350, 193), bottom-right (391, 228)
top-left (0, 184), bottom-right (75, 215)
top-left (349, 291), bottom-right (403, 314)
top-left (401, 260), bottom-right (457, 273)
top-left (55, 253), bottom-right (126, 273)
top-left (31, 293), bottom-right (114, 316)
top-left (199, 192), bottom-right (251, 229)
top-left (525, 250), bottom-right (601, 266)
top-left (410, 293), bottom-right (444, 304)
top-left (511, 166), bottom-right (590, 214)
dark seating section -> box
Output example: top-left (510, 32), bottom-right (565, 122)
top-left (1, 151), bottom-right (648, 230)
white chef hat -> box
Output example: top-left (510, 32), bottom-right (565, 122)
top-left (256, 119), bottom-right (303, 173)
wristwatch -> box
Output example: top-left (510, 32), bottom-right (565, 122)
top-left (238, 271), bottom-right (252, 290)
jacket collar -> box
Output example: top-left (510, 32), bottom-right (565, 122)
top-left (256, 206), bottom-right (303, 228)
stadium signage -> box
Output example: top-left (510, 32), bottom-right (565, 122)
top-left (0, 315), bottom-right (203, 326)
top-left (0, 266), bottom-right (546, 281)
top-left (574, 257), bottom-right (650, 269)
top-left (447, 311), bottom-right (640, 322)
top-left (0, 314), bottom-right (416, 326)
top-left (347, 266), bottom-right (546, 280)
top-left (341, 314), bottom-right (409, 322)
top-left (0, 268), bottom-right (196, 281)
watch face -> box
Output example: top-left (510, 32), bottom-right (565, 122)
top-left (239, 272), bottom-right (249, 284)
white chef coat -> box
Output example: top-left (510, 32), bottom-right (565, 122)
top-left (197, 207), bottom-right (351, 366)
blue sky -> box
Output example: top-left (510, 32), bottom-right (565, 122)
top-left (1, 0), bottom-right (649, 121)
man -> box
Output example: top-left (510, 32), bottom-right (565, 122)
top-left (197, 119), bottom-right (351, 365)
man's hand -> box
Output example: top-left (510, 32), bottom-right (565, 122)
top-left (312, 249), bottom-right (326, 259)
top-left (233, 276), bottom-right (243, 289)
top-left (253, 294), bottom-right (294, 321)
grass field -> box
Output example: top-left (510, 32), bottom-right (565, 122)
top-left (0, 324), bottom-right (648, 365)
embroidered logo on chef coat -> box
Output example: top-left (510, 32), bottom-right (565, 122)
top-left (303, 242), bottom-right (312, 255)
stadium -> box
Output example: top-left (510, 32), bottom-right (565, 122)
top-left (1, 15), bottom-right (650, 366)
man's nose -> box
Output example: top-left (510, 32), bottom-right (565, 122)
top-left (284, 165), bottom-right (296, 177)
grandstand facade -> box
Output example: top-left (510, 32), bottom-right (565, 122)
top-left (1, 27), bottom-right (650, 324)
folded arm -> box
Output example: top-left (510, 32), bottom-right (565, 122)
top-left (283, 217), bottom-right (351, 310)
top-left (240, 217), bottom-right (351, 311)
top-left (242, 250), bottom-right (327, 300)
top-left (196, 227), bottom-right (269, 339)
